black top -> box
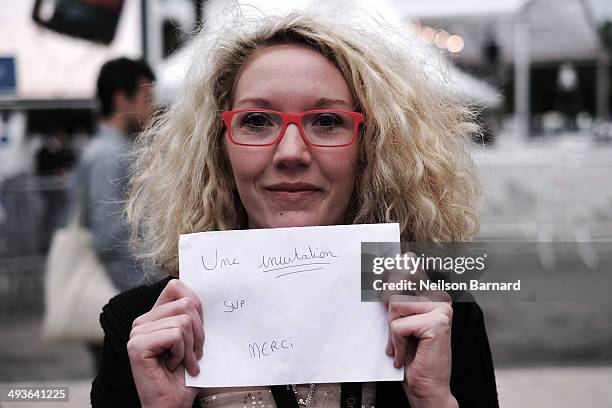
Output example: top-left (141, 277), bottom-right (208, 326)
top-left (91, 277), bottom-right (499, 407)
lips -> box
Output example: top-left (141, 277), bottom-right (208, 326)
top-left (265, 182), bottom-right (322, 193)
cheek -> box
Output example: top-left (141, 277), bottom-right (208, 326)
top-left (225, 143), bottom-right (270, 187)
top-left (319, 148), bottom-right (358, 192)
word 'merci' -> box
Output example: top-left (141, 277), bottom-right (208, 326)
top-left (249, 337), bottom-right (294, 359)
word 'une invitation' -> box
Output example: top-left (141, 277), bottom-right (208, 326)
top-left (179, 223), bottom-right (402, 387)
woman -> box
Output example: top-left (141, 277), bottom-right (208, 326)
top-left (91, 8), bottom-right (497, 408)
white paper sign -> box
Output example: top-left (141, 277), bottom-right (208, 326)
top-left (179, 223), bottom-right (402, 387)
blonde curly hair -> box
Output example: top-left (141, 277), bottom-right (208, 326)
top-left (126, 8), bottom-right (481, 276)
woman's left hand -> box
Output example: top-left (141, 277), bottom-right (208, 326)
top-left (386, 291), bottom-right (458, 408)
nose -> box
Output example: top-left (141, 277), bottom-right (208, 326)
top-left (272, 123), bottom-right (312, 168)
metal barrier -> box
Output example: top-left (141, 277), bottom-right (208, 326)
top-left (0, 174), bottom-right (71, 316)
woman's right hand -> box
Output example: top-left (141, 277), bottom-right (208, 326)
top-left (127, 279), bottom-right (205, 408)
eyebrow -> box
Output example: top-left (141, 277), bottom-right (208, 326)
top-left (234, 97), bottom-right (353, 109)
top-left (234, 97), bottom-right (271, 108)
top-left (313, 98), bottom-right (352, 109)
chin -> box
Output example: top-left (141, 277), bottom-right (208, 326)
top-left (269, 218), bottom-right (318, 229)
top-left (257, 212), bottom-right (333, 229)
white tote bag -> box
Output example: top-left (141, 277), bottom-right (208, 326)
top-left (42, 200), bottom-right (118, 343)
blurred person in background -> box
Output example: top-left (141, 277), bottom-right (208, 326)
top-left (35, 126), bottom-right (75, 176)
top-left (36, 126), bottom-right (76, 248)
top-left (71, 57), bottom-right (156, 371)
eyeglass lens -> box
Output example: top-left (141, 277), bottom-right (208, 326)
top-left (230, 111), bottom-right (355, 146)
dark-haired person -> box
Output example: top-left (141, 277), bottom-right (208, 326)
top-left (71, 57), bottom-right (156, 370)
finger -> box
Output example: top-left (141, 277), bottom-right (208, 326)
top-left (156, 280), bottom-right (205, 359)
top-left (390, 310), bottom-right (452, 343)
top-left (386, 296), bottom-right (440, 363)
top-left (135, 297), bottom-right (199, 325)
top-left (174, 314), bottom-right (198, 376)
top-left (419, 290), bottom-right (453, 303)
top-left (390, 291), bottom-right (452, 305)
top-left (154, 279), bottom-right (203, 320)
top-left (401, 310), bottom-right (452, 338)
top-left (162, 327), bottom-right (187, 372)
top-left (130, 315), bottom-right (200, 376)
top-left (390, 311), bottom-right (452, 367)
top-left (389, 327), bottom-right (419, 369)
top-left (133, 297), bottom-right (205, 360)
top-left (387, 296), bottom-right (452, 323)
top-left (385, 324), bottom-right (394, 356)
top-left (390, 321), bottom-right (406, 368)
top-left (379, 267), bottom-right (414, 303)
top-left (128, 327), bottom-right (185, 372)
top-left (387, 300), bottom-right (452, 367)
top-left (384, 300), bottom-right (394, 356)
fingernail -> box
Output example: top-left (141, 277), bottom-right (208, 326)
top-left (385, 345), bottom-right (392, 356)
top-left (393, 361), bottom-right (400, 369)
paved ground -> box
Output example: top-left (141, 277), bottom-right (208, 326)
top-left (1, 367), bottom-right (611, 407)
top-left (0, 316), bottom-right (92, 382)
top-left (496, 366), bottom-right (612, 407)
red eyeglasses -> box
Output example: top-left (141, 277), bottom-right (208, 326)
top-left (222, 109), bottom-right (364, 147)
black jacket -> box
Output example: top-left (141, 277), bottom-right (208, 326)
top-left (91, 277), bottom-right (498, 407)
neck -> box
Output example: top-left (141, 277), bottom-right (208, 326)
top-left (101, 114), bottom-right (128, 136)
